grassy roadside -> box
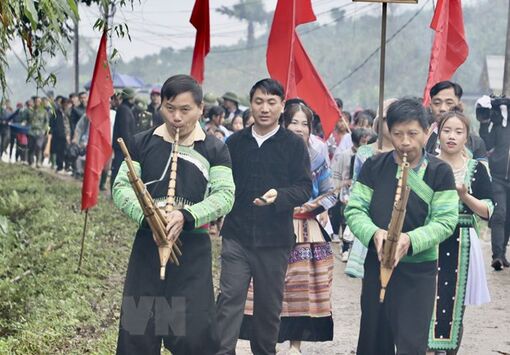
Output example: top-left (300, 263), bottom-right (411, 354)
top-left (0, 163), bottom-right (137, 354)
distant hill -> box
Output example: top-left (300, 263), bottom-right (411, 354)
top-left (5, 0), bottom-right (507, 111)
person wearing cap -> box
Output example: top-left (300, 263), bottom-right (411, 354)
top-left (111, 87), bottom-right (137, 191)
top-left (133, 96), bottom-right (153, 134)
top-left (148, 88), bottom-right (161, 115)
top-left (203, 92), bottom-right (218, 120)
top-left (148, 88), bottom-right (164, 127)
top-left (221, 91), bottom-right (242, 124)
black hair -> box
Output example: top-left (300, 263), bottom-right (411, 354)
top-left (242, 109), bottom-right (252, 127)
top-left (386, 97), bottom-right (430, 131)
top-left (207, 105), bottom-right (224, 120)
top-left (213, 128), bottom-right (225, 137)
top-left (335, 97), bottom-right (343, 109)
top-left (161, 74), bottom-right (203, 105)
top-left (249, 78), bottom-right (284, 102)
top-left (353, 111), bottom-right (373, 127)
top-left (429, 81), bottom-right (463, 100)
top-left (78, 91), bottom-right (87, 97)
top-left (282, 102), bottom-right (314, 129)
top-left (351, 127), bottom-right (369, 147)
top-left (69, 93), bottom-right (78, 98)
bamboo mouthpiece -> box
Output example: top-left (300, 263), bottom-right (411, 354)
top-left (379, 288), bottom-right (387, 303)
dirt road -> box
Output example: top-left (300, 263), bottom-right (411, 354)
top-left (236, 234), bottom-right (510, 355)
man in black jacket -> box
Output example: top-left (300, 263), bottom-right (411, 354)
top-left (216, 79), bottom-right (312, 355)
top-left (478, 96), bottom-right (510, 270)
top-left (426, 81), bottom-right (486, 159)
top-left (111, 87), bottom-right (136, 191)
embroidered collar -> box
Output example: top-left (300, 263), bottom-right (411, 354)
top-left (153, 122), bottom-right (206, 146)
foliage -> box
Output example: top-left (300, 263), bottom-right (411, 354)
top-left (0, 0), bottom-right (134, 100)
top-left (0, 163), bottom-right (136, 353)
top-left (216, 0), bottom-right (269, 48)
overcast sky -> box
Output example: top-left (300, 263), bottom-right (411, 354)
top-left (79, 0), bottom-right (382, 61)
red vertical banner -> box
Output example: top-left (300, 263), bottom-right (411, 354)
top-left (81, 31), bottom-right (114, 210)
top-left (267, 0), bottom-right (341, 138)
top-left (423, 0), bottom-right (468, 106)
top-left (190, 0), bottom-right (210, 83)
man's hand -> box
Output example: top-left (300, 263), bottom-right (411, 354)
top-left (393, 233), bottom-right (411, 267)
top-left (165, 210), bottom-right (185, 244)
top-left (253, 189), bottom-right (278, 206)
top-left (373, 229), bottom-right (387, 262)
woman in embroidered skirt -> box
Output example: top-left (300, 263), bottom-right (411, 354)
top-left (428, 110), bottom-right (493, 355)
top-left (239, 101), bottom-right (337, 354)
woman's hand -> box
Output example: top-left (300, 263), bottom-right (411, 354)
top-left (456, 183), bottom-right (468, 199)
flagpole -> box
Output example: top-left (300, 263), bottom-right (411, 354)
top-left (77, 209), bottom-right (89, 273)
top-left (377, 2), bottom-right (388, 151)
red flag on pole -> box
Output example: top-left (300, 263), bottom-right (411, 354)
top-left (81, 31), bottom-right (114, 210)
top-left (267, 0), bottom-right (340, 139)
top-left (190, 0), bottom-right (210, 83)
top-left (423, 0), bottom-right (468, 106)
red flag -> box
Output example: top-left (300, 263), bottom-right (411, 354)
top-left (423, 0), bottom-right (468, 106)
top-left (190, 0), bottom-right (210, 83)
top-left (81, 31), bottom-right (114, 210)
top-left (267, 0), bottom-right (340, 138)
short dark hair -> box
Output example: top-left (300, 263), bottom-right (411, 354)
top-left (242, 109), bottom-right (252, 126)
top-left (78, 91), bottom-right (87, 97)
top-left (386, 97), bottom-right (430, 131)
top-left (249, 78), bottom-right (284, 102)
top-left (429, 81), bottom-right (463, 100)
top-left (351, 128), bottom-right (369, 147)
top-left (207, 105), bottom-right (224, 120)
top-left (161, 74), bottom-right (203, 105)
top-left (69, 93), bottom-right (78, 98)
top-left (335, 97), bottom-right (343, 109)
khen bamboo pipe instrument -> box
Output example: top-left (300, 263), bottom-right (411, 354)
top-left (117, 138), bottom-right (181, 281)
top-left (379, 152), bottom-right (410, 303)
top-left (160, 127), bottom-right (181, 280)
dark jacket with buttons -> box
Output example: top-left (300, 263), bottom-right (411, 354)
top-left (221, 126), bottom-right (313, 247)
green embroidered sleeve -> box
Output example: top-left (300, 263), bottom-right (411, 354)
top-left (183, 165), bottom-right (235, 228)
top-left (344, 181), bottom-right (379, 247)
top-left (112, 161), bottom-right (144, 225)
top-left (407, 189), bottom-right (458, 256)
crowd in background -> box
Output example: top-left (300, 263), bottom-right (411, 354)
top-left (1, 82), bottom-right (509, 274)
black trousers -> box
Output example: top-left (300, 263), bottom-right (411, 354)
top-left (27, 134), bottom-right (45, 166)
top-left (357, 250), bottom-right (437, 355)
top-left (0, 124), bottom-right (9, 156)
top-left (116, 229), bottom-right (219, 355)
top-left (490, 177), bottom-right (510, 260)
top-left (216, 238), bottom-right (292, 355)
top-left (53, 137), bottom-right (67, 171)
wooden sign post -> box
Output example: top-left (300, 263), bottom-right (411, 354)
top-left (353, 0), bottom-right (418, 149)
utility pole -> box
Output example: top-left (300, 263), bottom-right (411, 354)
top-left (503, 0), bottom-right (510, 96)
top-left (74, 1), bottom-right (79, 94)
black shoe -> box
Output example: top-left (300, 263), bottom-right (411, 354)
top-left (502, 257), bottom-right (510, 268)
top-left (492, 258), bottom-right (503, 271)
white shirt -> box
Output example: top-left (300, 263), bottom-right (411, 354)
top-left (251, 125), bottom-right (280, 147)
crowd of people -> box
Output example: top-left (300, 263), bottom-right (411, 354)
top-left (2, 75), bottom-right (509, 355)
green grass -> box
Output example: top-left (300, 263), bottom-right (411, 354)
top-left (0, 163), bottom-right (137, 354)
top-left (0, 163), bottom-right (223, 354)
